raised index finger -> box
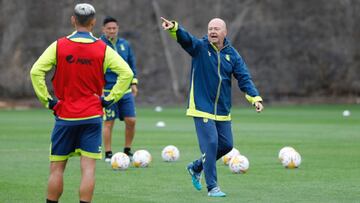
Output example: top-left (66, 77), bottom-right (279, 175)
top-left (160, 17), bottom-right (171, 24)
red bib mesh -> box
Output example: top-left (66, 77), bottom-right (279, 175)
top-left (53, 38), bottom-right (106, 118)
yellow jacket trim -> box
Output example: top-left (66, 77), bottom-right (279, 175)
top-left (188, 69), bottom-right (196, 109)
top-left (169, 21), bottom-right (179, 40)
top-left (186, 108), bottom-right (231, 121)
top-left (245, 94), bottom-right (263, 105)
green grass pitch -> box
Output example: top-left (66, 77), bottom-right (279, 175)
top-left (0, 105), bottom-right (359, 202)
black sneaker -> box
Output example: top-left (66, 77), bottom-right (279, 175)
top-left (105, 151), bottom-right (113, 163)
top-left (124, 148), bottom-right (133, 161)
top-left (124, 150), bottom-right (133, 157)
top-left (124, 147), bottom-right (133, 158)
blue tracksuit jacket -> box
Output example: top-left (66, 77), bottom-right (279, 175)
top-left (100, 35), bottom-right (137, 92)
top-left (169, 22), bottom-right (262, 121)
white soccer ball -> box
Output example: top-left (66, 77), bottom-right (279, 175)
top-left (342, 110), bottom-right (351, 117)
top-left (155, 106), bottom-right (163, 112)
top-left (278, 146), bottom-right (296, 162)
top-left (161, 145), bottom-right (180, 162)
top-left (229, 155), bottom-right (249, 174)
top-left (110, 152), bottom-right (130, 170)
top-left (156, 121), bottom-right (166, 128)
top-left (133, 150), bottom-right (152, 167)
top-left (281, 150), bottom-right (301, 169)
top-left (221, 148), bottom-right (241, 165)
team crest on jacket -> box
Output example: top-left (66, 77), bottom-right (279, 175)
top-left (120, 44), bottom-right (125, 51)
top-left (208, 51), bottom-right (211, 56)
top-left (225, 54), bottom-right (230, 61)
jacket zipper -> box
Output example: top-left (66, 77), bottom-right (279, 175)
top-left (212, 44), bottom-right (229, 118)
top-left (214, 51), bottom-right (222, 118)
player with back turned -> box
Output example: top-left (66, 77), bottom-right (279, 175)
top-left (30, 3), bottom-right (133, 203)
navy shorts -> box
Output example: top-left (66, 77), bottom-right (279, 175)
top-left (50, 118), bottom-right (102, 161)
top-left (103, 92), bottom-right (136, 121)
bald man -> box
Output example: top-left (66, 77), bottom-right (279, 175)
top-left (161, 17), bottom-right (263, 197)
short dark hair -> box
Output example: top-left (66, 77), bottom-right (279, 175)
top-left (74, 3), bottom-right (96, 26)
top-left (103, 16), bottom-right (118, 26)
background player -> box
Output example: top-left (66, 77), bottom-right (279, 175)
top-left (100, 16), bottom-right (138, 162)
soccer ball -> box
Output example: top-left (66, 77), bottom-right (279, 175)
top-left (229, 155), bottom-right (249, 174)
top-left (278, 146), bottom-right (296, 162)
top-left (161, 145), bottom-right (180, 162)
top-left (156, 121), bottom-right (166, 128)
top-left (133, 150), bottom-right (152, 167)
top-left (281, 150), bottom-right (301, 169)
top-left (221, 148), bottom-right (240, 165)
top-left (342, 110), bottom-right (351, 117)
top-left (110, 152), bottom-right (130, 170)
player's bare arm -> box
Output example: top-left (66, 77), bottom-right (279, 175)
top-left (131, 84), bottom-right (138, 97)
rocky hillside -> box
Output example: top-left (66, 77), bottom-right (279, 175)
top-left (0, 0), bottom-right (359, 105)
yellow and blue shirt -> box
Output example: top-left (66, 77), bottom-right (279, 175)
top-left (30, 31), bottom-right (133, 121)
